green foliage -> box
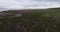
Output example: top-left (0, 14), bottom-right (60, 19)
top-left (0, 9), bottom-right (60, 32)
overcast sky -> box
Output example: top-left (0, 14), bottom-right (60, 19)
top-left (0, 0), bottom-right (60, 10)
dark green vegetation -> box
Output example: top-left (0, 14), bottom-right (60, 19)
top-left (0, 8), bottom-right (60, 32)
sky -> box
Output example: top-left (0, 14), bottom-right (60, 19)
top-left (0, 0), bottom-right (60, 10)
